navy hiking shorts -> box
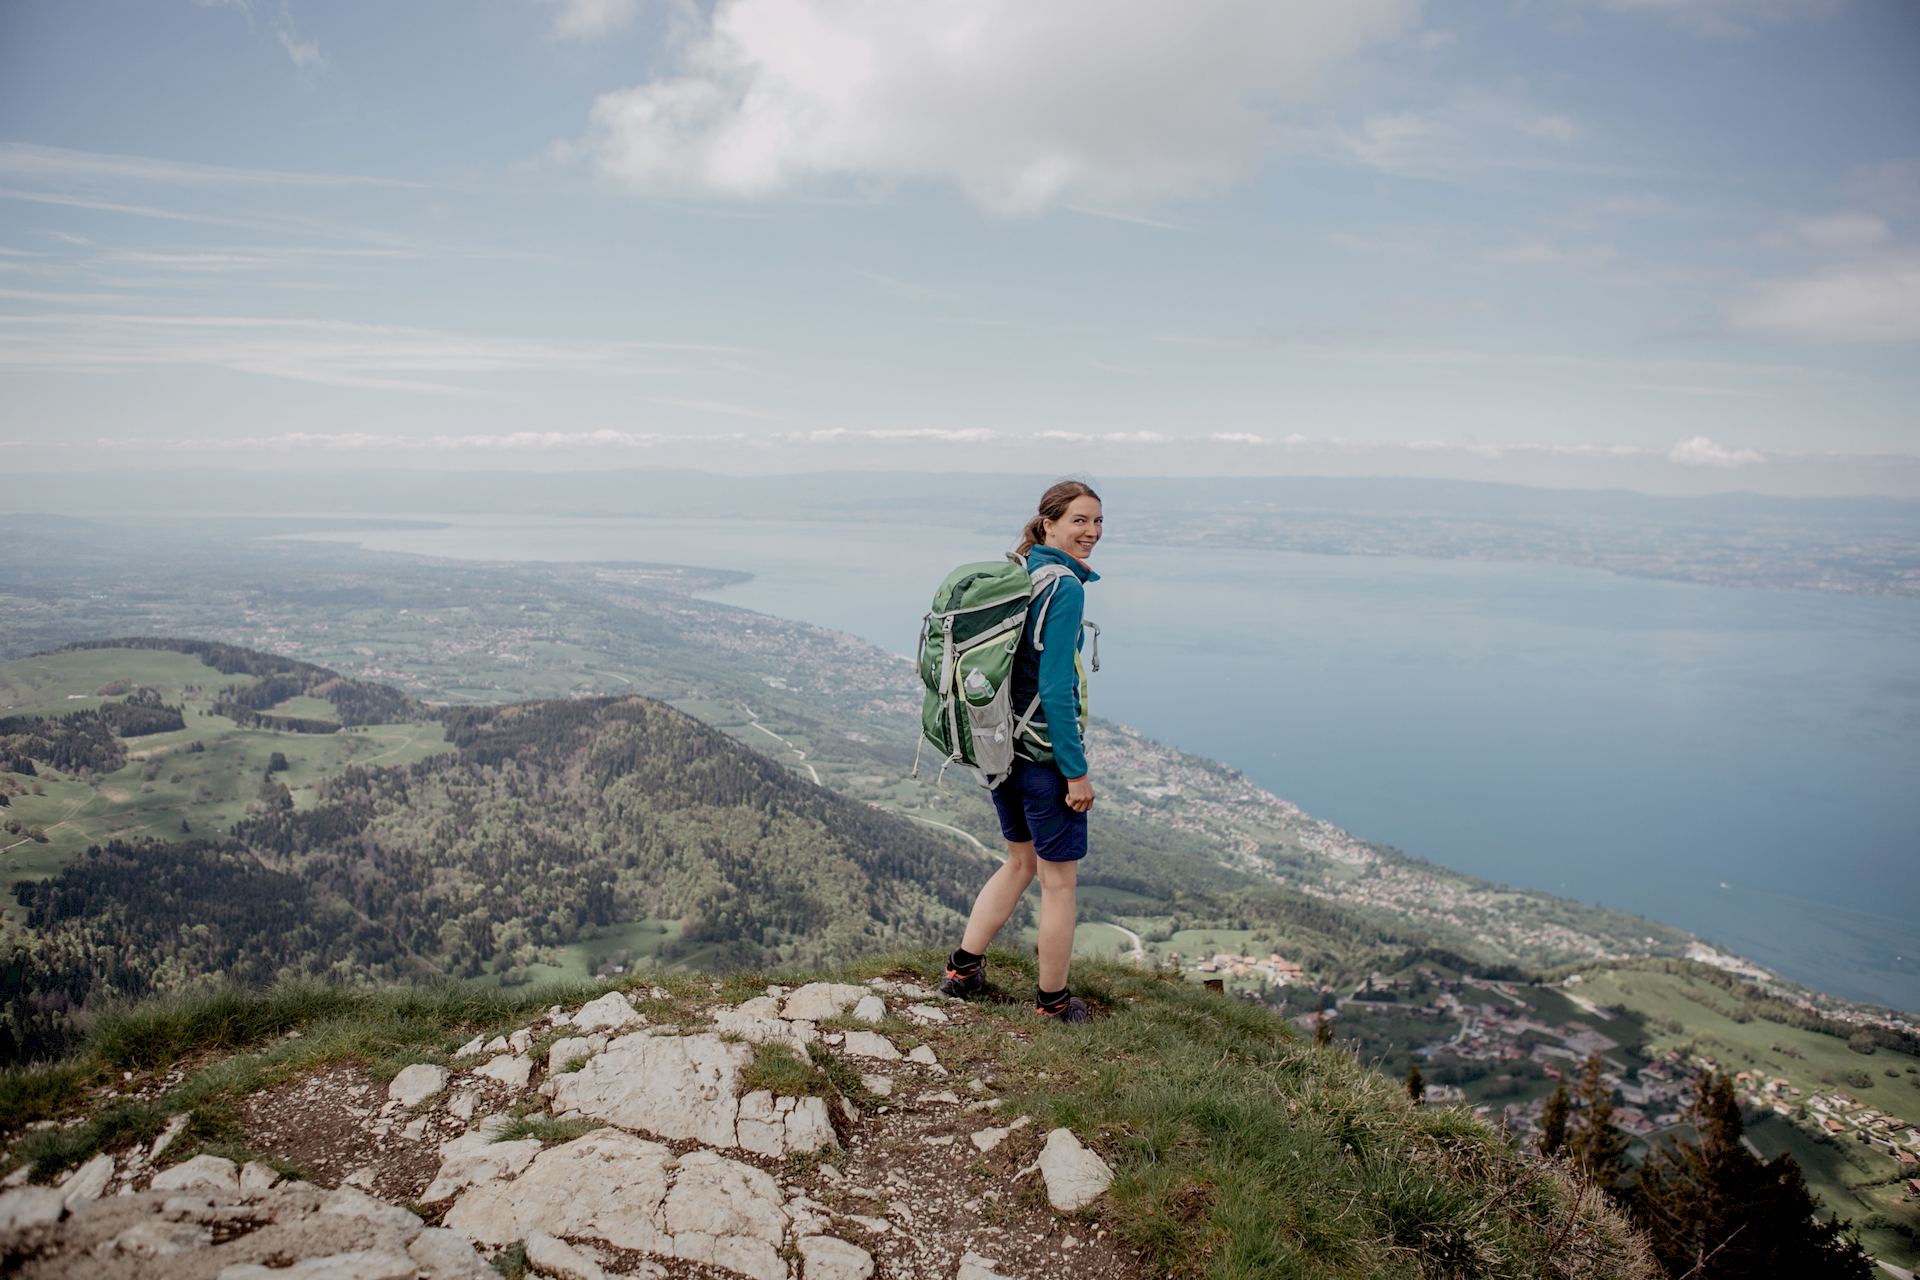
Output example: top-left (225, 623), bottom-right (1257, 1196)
top-left (989, 758), bottom-right (1087, 863)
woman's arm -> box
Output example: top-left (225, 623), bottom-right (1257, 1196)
top-left (1035, 578), bottom-right (1088, 782)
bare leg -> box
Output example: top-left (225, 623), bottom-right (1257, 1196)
top-left (960, 841), bottom-right (1038, 955)
top-left (1035, 857), bottom-right (1079, 991)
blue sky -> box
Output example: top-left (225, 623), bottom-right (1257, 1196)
top-left (1, 0), bottom-right (1916, 493)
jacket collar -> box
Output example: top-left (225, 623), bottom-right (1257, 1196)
top-left (1027, 542), bottom-right (1100, 583)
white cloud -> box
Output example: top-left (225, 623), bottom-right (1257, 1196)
top-left (578, 0), bottom-right (1419, 213)
top-left (1731, 256), bottom-right (1920, 344)
top-left (274, 4), bottom-right (326, 75)
top-left (540, 0), bottom-right (643, 41)
top-left (1668, 436), bottom-right (1763, 467)
top-left (0, 313), bottom-right (736, 393)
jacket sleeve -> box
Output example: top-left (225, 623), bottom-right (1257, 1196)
top-left (1035, 577), bottom-right (1088, 779)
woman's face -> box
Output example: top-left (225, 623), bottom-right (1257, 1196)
top-left (1043, 495), bottom-right (1104, 560)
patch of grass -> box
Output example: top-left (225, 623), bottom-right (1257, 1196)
top-left (937, 951), bottom-right (1655, 1280)
top-left (0, 1060), bottom-right (95, 1130)
top-left (492, 1239), bottom-right (530, 1279)
top-left (741, 1040), bottom-right (830, 1098)
top-left (489, 1115), bottom-right (604, 1145)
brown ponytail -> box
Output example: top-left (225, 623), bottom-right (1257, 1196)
top-left (1016, 479), bottom-right (1102, 555)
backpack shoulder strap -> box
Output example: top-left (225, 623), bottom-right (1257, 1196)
top-left (1026, 563), bottom-right (1074, 650)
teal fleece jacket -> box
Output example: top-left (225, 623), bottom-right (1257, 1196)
top-left (1010, 543), bottom-right (1099, 779)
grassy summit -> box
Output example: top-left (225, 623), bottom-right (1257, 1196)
top-left (0, 951), bottom-right (1651, 1280)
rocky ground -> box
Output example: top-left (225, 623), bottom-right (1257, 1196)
top-left (0, 977), bottom-right (1150, 1280)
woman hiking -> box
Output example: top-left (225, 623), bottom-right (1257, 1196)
top-left (939, 480), bottom-right (1103, 1023)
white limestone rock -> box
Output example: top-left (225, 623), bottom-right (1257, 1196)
top-left (455, 1035), bottom-right (486, 1058)
top-left (149, 1113), bottom-right (190, 1159)
top-left (1037, 1127), bottom-right (1113, 1211)
top-left (969, 1115), bottom-right (1030, 1152)
top-left (713, 1008), bottom-right (818, 1047)
top-left (444, 1128), bottom-right (673, 1254)
top-left (151, 1153), bottom-right (239, 1193)
top-left (839, 1031), bottom-right (901, 1061)
top-left (858, 1073), bottom-right (893, 1096)
top-left (320, 1184), bottom-right (424, 1240)
top-left (736, 1090), bottom-right (837, 1157)
top-left (957, 1251), bottom-right (1009, 1280)
top-left (0, 1186), bottom-right (65, 1232)
top-left (906, 1044), bottom-right (941, 1067)
top-left (549, 1032), bottom-right (750, 1148)
top-left (220, 1249), bottom-right (419, 1279)
top-left (663, 1150), bottom-right (788, 1280)
top-left (472, 1054), bottom-right (532, 1090)
top-left (547, 1033), bottom-right (608, 1074)
top-left (388, 1063), bottom-right (450, 1107)
top-left (239, 1159), bottom-right (282, 1190)
top-left (780, 983), bottom-right (869, 1022)
top-left (524, 1229), bottom-right (608, 1280)
top-left (421, 1132), bottom-right (543, 1203)
top-left (849, 995), bottom-right (886, 1023)
top-left (798, 1234), bottom-right (875, 1280)
top-left (409, 1226), bottom-right (496, 1280)
top-left (906, 1004), bottom-right (950, 1024)
top-left (735, 996), bottom-right (782, 1019)
top-left (60, 1153), bottom-right (113, 1207)
top-left (572, 991), bottom-right (642, 1034)
top-left (508, 1029), bottom-right (534, 1055)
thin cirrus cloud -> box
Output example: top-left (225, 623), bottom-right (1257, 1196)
top-left (574, 0), bottom-right (1420, 213)
top-left (0, 313), bottom-right (738, 394)
top-left (539, 0), bottom-right (644, 41)
top-left (1731, 257), bottom-right (1920, 343)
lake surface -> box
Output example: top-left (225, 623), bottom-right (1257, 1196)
top-left (291, 516), bottom-right (1920, 1013)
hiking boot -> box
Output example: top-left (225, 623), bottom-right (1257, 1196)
top-left (939, 964), bottom-right (987, 1000)
top-left (1036, 995), bottom-right (1091, 1024)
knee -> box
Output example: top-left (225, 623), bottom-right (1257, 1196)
top-left (1036, 859), bottom-right (1078, 894)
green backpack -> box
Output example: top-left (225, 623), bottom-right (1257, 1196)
top-left (915, 553), bottom-right (1096, 788)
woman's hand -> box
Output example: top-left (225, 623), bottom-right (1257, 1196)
top-left (1064, 774), bottom-right (1096, 813)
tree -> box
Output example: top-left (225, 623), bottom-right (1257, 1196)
top-left (1539, 1080), bottom-right (1570, 1156)
top-left (1405, 1061), bottom-right (1425, 1105)
top-left (1632, 1072), bottom-right (1872, 1279)
top-left (1566, 1052), bottom-right (1629, 1192)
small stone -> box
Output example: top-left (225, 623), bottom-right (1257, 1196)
top-left (780, 983), bottom-right (870, 1022)
top-left (389, 1063), bottom-right (450, 1107)
top-left (509, 1029), bottom-right (534, 1055)
top-left (735, 996), bottom-right (782, 1019)
top-left (859, 1074), bottom-right (893, 1097)
top-left (483, 1036), bottom-right (510, 1055)
top-left (221, 1249), bottom-right (419, 1279)
top-left (448, 1090), bottom-right (478, 1120)
top-left (906, 1003), bottom-right (950, 1024)
top-left (921, 1135), bottom-right (955, 1147)
top-left (906, 1044), bottom-right (940, 1067)
top-left (473, 1054), bottom-right (533, 1090)
top-left (840, 1031), bottom-right (901, 1061)
top-left (525, 1229), bottom-right (608, 1280)
top-left (61, 1152), bottom-right (113, 1207)
top-left (966, 1078), bottom-right (990, 1094)
top-left (455, 1035), bottom-right (486, 1058)
top-left (572, 991), bottom-right (641, 1033)
top-left (649, 986), bottom-right (670, 1000)
top-left (1037, 1128), bottom-right (1113, 1211)
top-left (766, 985), bottom-right (786, 999)
top-left (151, 1153), bottom-right (238, 1192)
top-left (850, 995), bottom-right (886, 1023)
top-left (923, 1091), bottom-right (960, 1105)
top-left (238, 1159), bottom-right (282, 1190)
top-left (798, 1234), bottom-right (875, 1280)
top-left (0, 1186), bottom-right (65, 1232)
top-left (409, 1226), bottom-right (495, 1280)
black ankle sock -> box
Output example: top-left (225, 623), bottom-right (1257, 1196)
top-left (949, 947), bottom-right (984, 973)
top-left (1037, 985), bottom-right (1069, 1009)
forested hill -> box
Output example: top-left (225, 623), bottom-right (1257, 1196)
top-left (4, 694), bottom-right (991, 1061)
top-left (53, 637), bottom-right (421, 729)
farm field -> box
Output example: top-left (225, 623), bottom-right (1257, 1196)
top-left (0, 647), bottom-right (447, 919)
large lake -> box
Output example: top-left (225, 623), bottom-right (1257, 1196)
top-left (293, 516), bottom-right (1920, 1013)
